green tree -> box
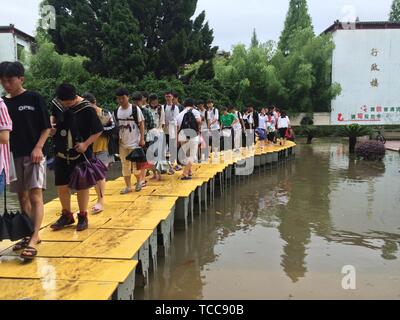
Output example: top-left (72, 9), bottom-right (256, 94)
top-left (214, 42), bottom-right (286, 108)
top-left (278, 0), bottom-right (313, 54)
top-left (101, 0), bottom-right (145, 82)
top-left (251, 29), bottom-right (259, 48)
top-left (45, 0), bottom-right (106, 74)
top-left (273, 27), bottom-right (341, 113)
top-left (389, 0), bottom-right (400, 22)
top-left (45, 0), bottom-right (217, 79)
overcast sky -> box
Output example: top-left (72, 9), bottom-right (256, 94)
top-left (0, 0), bottom-right (393, 50)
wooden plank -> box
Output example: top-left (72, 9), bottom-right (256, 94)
top-left (101, 208), bottom-right (162, 230)
top-left (0, 279), bottom-right (118, 300)
top-left (0, 257), bottom-right (137, 283)
top-left (39, 227), bottom-right (98, 242)
top-left (64, 229), bottom-right (153, 260)
top-left (1, 241), bottom-right (80, 258)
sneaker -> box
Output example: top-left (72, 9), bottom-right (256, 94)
top-left (76, 213), bottom-right (88, 232)
top-left (135, 182), bottom-right (142, 192)
top-left (50, 210), bottom-right (75, 231)
top-left (174, 165), bottom-right (183, 171)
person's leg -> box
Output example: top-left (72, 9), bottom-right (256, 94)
top-left (76, 188), bottom-right (89, 231)
top-left (57, 185), bottom-right (72, 212)
top-left (17, 192), bottom-right (32, 216)
top-left (93, 179), bottom-right (106, 212)
top-left (133, 163), bottom-right (142, 191)
top-left (77, 189), bottom-right (90, 213)
top-left (27, 188), bottom-right (44, 247)
top-left (140, 169), bottom-right (146, 184)
top-left (50, 158), bottom-right (76, 231)
top-left (120, 147), bottom-right (133, 193)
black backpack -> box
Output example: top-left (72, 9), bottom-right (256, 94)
top-left (113, 105), bottom-right (139, 128)
top-left (179, 109), bottom-right (199, 138)
top-left (108, 106), bottom-right (140, 155)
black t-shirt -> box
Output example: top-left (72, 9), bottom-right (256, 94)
top-left (51, 99), bottom-right (103, 158)
top-left (2, 91), bottom-right (52, 158)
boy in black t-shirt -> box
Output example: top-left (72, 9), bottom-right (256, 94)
top-left (49, 84), bottom-right (103, 232)
top-left (0, 61), bottom-right (51, 260)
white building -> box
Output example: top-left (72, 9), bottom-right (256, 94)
top-left (325, 21), bottom-right (400, 125)
top-left (0, 24), bottom-right (35, 62)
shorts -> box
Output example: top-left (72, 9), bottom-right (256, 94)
top-left (279, 128), bottom-right (288, 139)
top-left (95, 151), bottom-right (114, 168)
top-left (267, 132), bottom-right (276, 142)
top-left (178, 139), bottom-right (199, 165)
top-left (119, 147), bottom-right (140, 177)
top-left (10, 156), bottom-right (47, 193)
top-left (54, 156), bottom-right (85, 187)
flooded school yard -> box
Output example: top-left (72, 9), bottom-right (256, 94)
top-left (139, 139), bottom-right (400, 300)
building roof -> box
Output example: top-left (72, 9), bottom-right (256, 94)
top-left (323, 21), bottom-right (400, 34)
top-left (0, 24), bottom-right (35, 42)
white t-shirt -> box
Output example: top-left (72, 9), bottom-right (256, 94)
top-left (164, 104), bottom-right (180, 135)
top-left (258, 114), bottom-right (267, 130)
top-left (199, 109), bottom-right (208, 131)
top-left (207, 108), bottom-right (220, 131)
top-left (243, 112), bottom-right (254, 127)
top-left (149, 105), bottom-right (165, 130)
top-left (117, 105), bottom-right (145, 149)
top-left (232, 111), bottom-right (242, 131)
top-left (277, 116), bottom-right (290, 129)
top-left (177, 108), bottom-right (201, 142)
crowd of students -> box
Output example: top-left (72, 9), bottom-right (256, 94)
top-left (0, 60), bottom-right (292, 260)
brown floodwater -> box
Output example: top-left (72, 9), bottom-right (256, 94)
top-left (2, 140), bottom-right (399, 300)
top-left (138, 139), bottom-right (400, 300)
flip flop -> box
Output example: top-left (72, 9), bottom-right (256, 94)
top-left (20, 246), bottom-right (38, 261)
top-left (91, 204), bottom-right (103, 215)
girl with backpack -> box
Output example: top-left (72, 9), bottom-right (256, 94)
top-left (176, 99), bottom-right (202, 180)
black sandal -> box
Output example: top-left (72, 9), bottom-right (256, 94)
top-left (20, 246), bottom-right (38, 260)
top-left (12, 238), bottom-right (30, 252)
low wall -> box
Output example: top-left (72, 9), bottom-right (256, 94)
top-left (290, 113), bottom-right (331, 126)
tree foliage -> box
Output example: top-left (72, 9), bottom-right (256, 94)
top-left (45, 0), bottom-right (217, 79)
top-left (389, 0), bottom-right (400, 22)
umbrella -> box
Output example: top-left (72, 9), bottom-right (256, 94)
top-left (0, 188), bottom-right (33, 242)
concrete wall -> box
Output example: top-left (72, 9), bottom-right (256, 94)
top-left (0, 33), bottom-right (33, 62)
top-left (331, 29), bottom-right (400, 125)
top-left (0, 33), bottom-right (15, 61)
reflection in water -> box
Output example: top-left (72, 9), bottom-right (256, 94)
top-left (141, 140), bottom-right (400, 300)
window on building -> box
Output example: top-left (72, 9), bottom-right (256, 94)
top-left (17, 44), bottom-right (25, 61)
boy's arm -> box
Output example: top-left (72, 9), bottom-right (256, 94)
top-left (31, 128), bottom-right (51, 164)
top-left (139, 121), bottom-right (145, 147)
